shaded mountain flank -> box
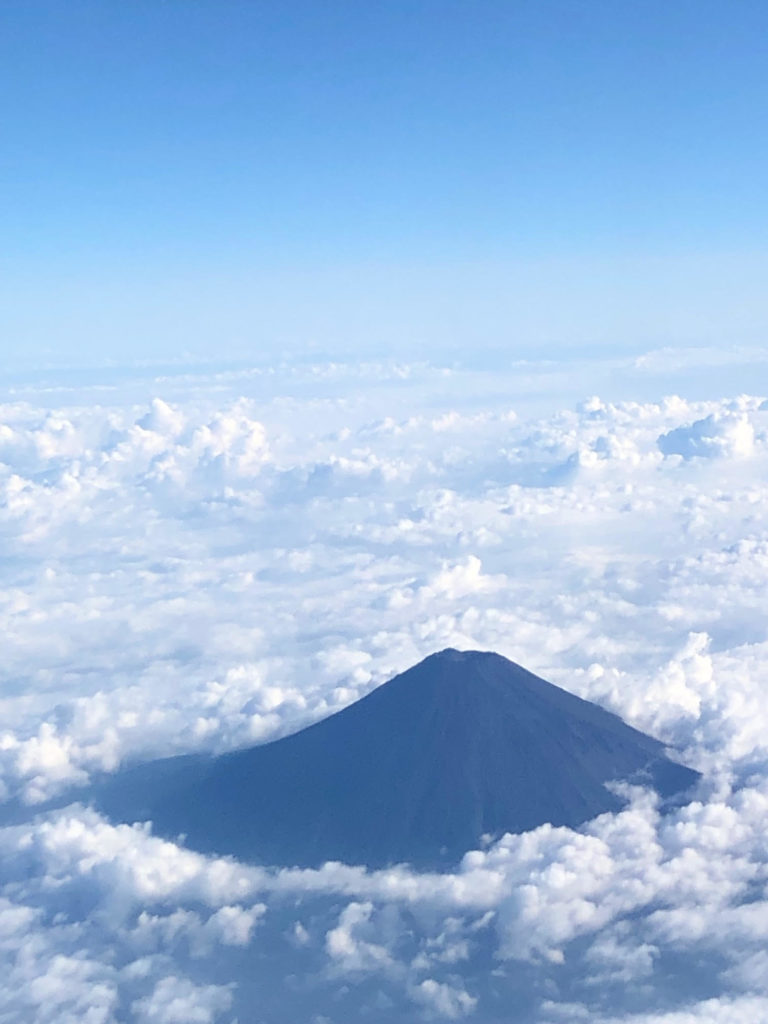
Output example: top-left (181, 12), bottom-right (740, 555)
top-left (94, 649), bottom-right (700, 868)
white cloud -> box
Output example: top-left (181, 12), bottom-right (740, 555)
top-left (420, 555), bottom-right (506, 601)
top-left (130, 976), bottom-right (232, 1024)
top-left (658, 411), bottom-right (758, 460)
top-left (586, 996), bottom-right (768, 1024)
top-left (410, 978), bottom-right (477, 1019)
top-left (325, 902), bottom-right (395, 973)
top-left (1, 362), bottom-right (768, 1020)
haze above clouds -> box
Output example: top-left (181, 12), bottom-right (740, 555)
top-left (1, 352), bottom-right (768, 1021)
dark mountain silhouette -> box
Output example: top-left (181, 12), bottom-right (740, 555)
top-left (94, 649), bottom-right (700, 868)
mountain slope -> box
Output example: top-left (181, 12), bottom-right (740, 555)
top-left (95, 649), bottom-right (700, 868)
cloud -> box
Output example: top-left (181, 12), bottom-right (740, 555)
top-left (420, 555), bottom-right (506, 602)
top-left (130, 976), bottom-right (232, 1024)
top-left (325, 902), bottom-right (395, 973)
top-left (658, 411), bottom-right (757, 459)
top-left (1, 365), bottom-right (768, 1019)
top-left (410, 978), bottom-right (477, 1019)
top-left (586, 996), bottom-right (768, 1024)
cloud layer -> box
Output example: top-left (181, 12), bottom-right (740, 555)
top-left (1, 358), bottom-right (767, 1020)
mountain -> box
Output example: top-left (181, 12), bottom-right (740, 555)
top-left (94, 649), bottom-right (700, 869)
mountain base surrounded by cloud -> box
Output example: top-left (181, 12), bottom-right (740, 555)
top-left (1, 351), bottom-right (768, 1023)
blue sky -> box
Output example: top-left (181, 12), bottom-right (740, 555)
top-left (3, 0), bottom-right (768, 367)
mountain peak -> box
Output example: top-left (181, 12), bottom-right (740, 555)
top-left (95, 649), bottom-right (700, 869)
top-left (425, 647), bottom-right (492, 662)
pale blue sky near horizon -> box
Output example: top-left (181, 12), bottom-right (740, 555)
top-left (3, 0), bottom-right (768, 369)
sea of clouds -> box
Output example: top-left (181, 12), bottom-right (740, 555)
top-left (1, 348), bottom-right (767, 1022)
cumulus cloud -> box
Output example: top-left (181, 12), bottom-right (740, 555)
top-left (658, 411), bottom-right (757, 459)
top-left (1, 358), bottom-right (768, 1019)
top-left (410, 977), bottom-right (477, 1018)
top-left (583, 996), bottom-right (768, 1024)
top-left (325, 902), bottom-right (395, 973)
top-left (130, 977), bottom-right (233, 1024)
